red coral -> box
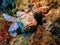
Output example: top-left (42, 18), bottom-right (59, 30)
top-left (36, 26), bottom-right (45, 35)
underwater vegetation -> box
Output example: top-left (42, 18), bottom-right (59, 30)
top-left (0, 0), bottom-right (16, 15)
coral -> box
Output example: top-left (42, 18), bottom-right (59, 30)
top-left (0, 0), bottom-right (60, 45)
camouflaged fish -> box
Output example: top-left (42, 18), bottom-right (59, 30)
top-left (2, 11), bottom-right (37, 37)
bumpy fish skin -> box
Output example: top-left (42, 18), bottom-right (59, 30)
top-left (2, 11), bottom-right (37, 37)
